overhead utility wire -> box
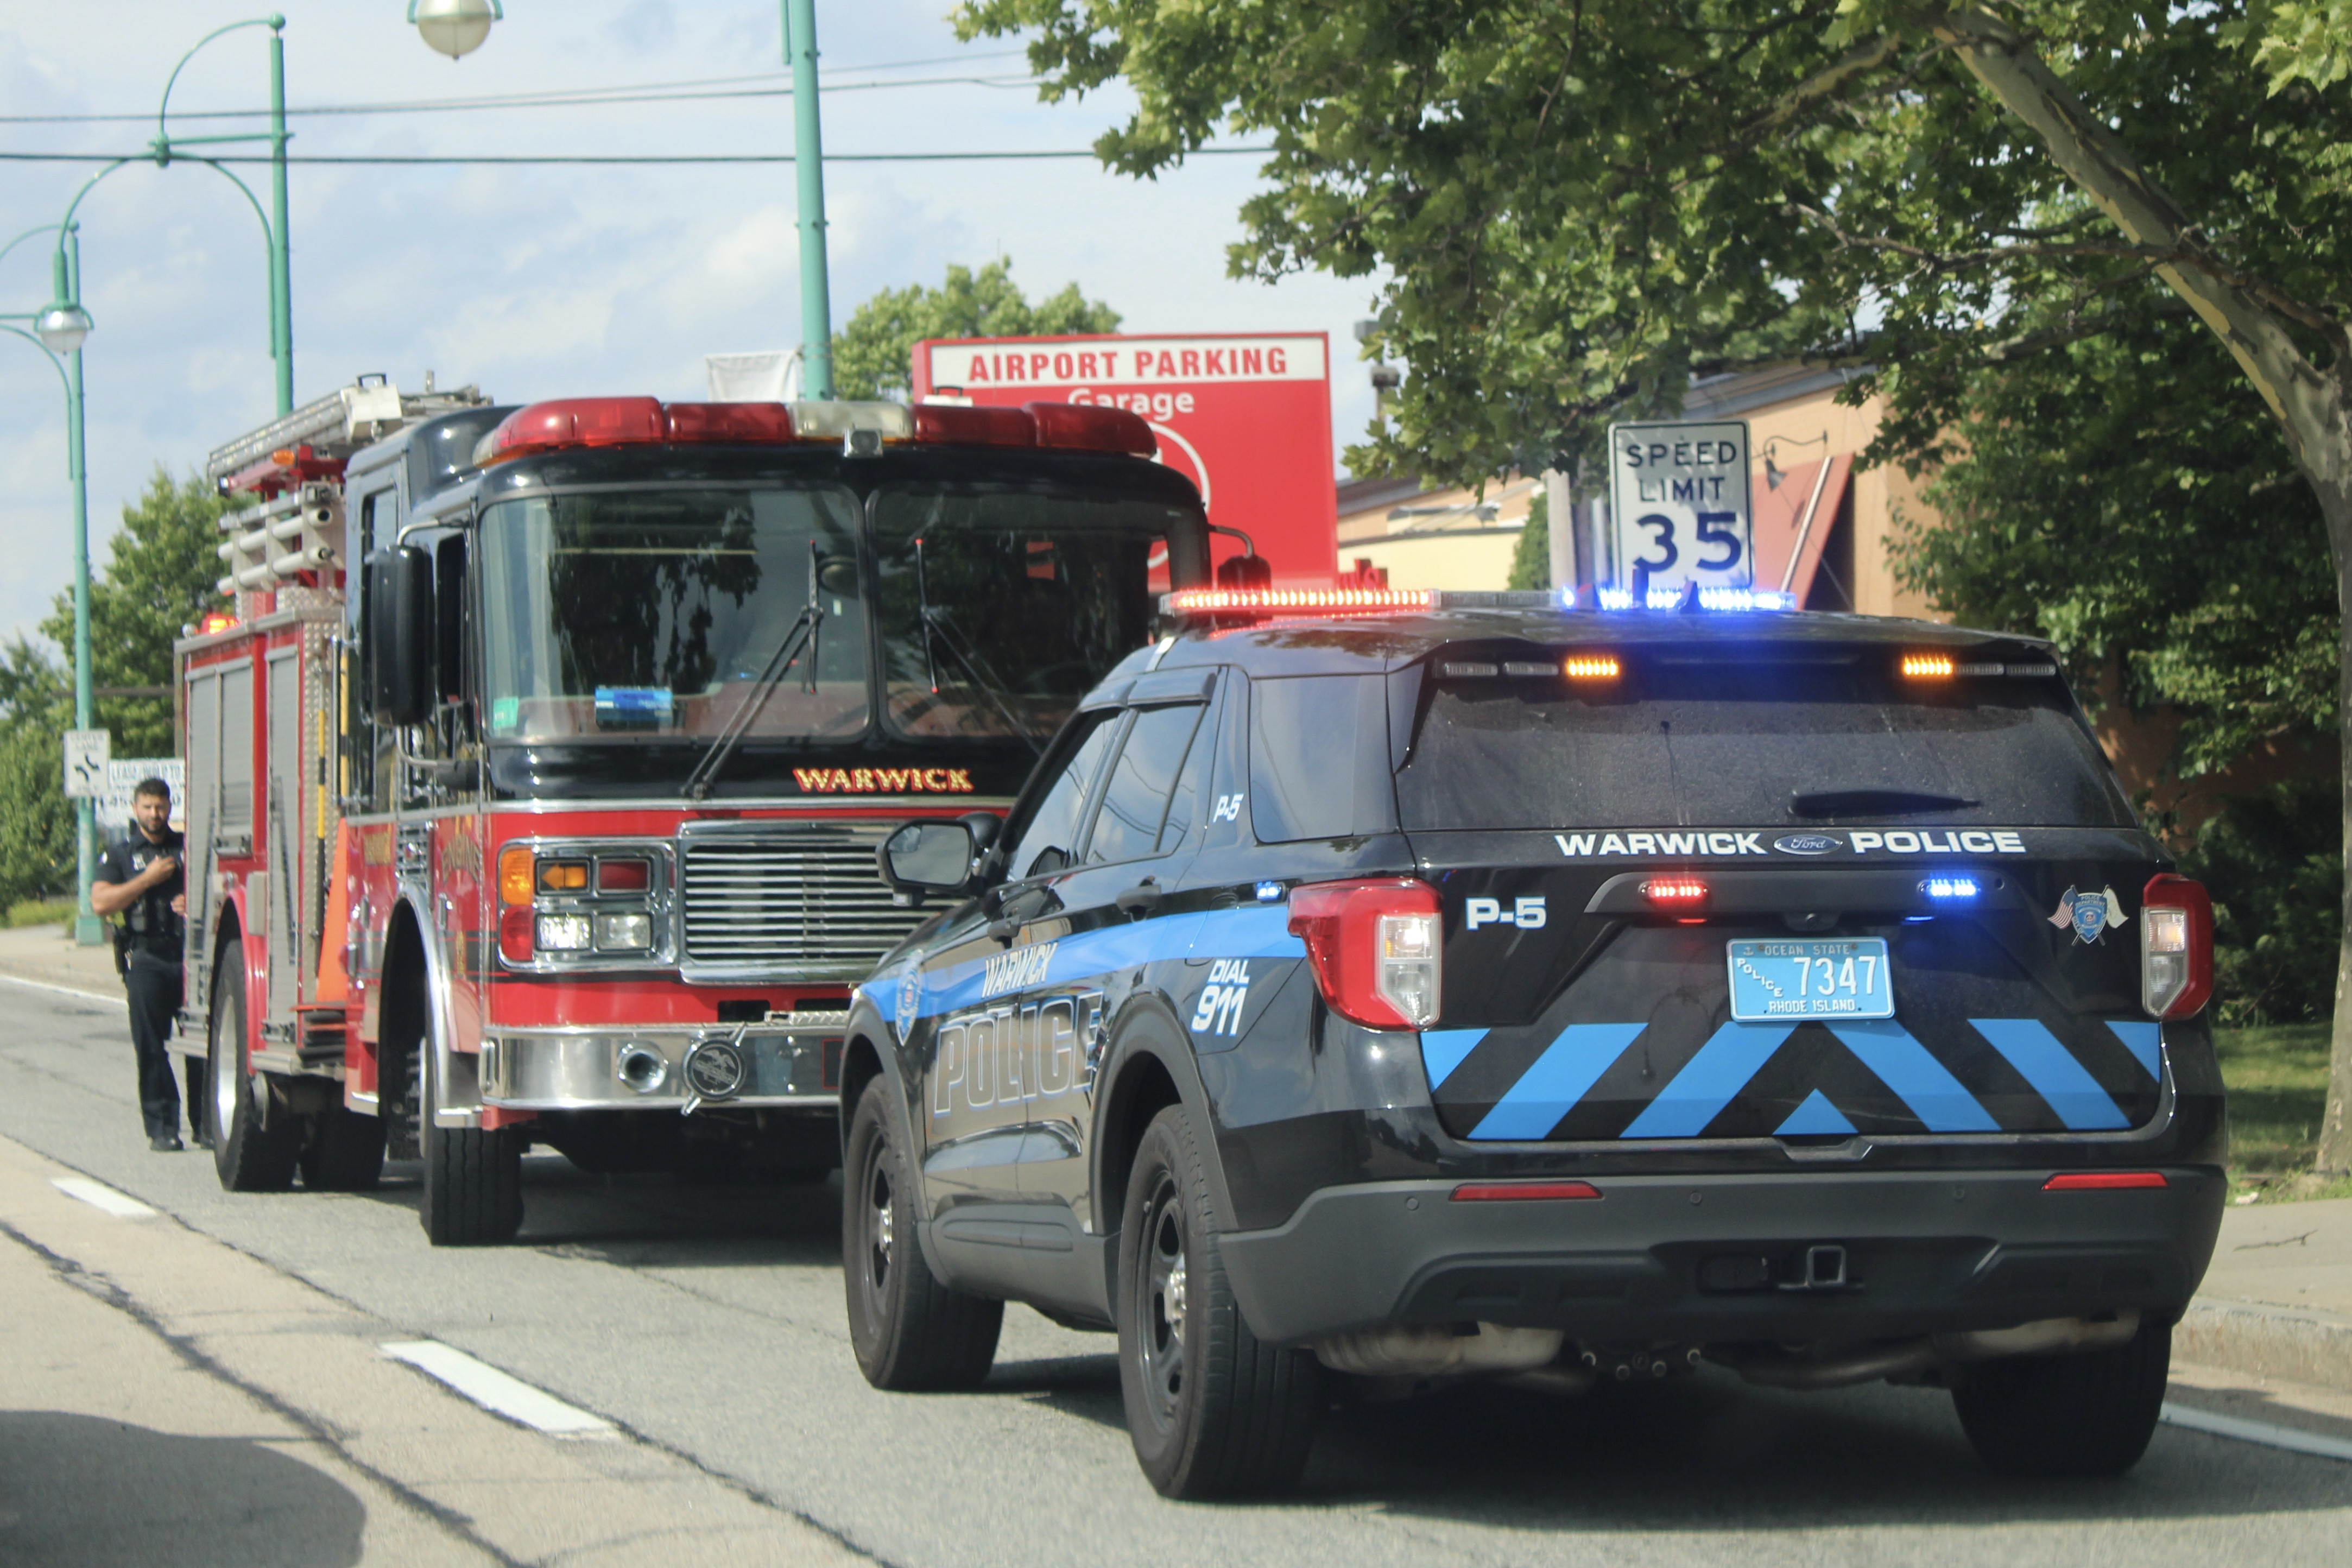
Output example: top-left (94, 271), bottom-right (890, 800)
top-left (0, 50), bottom-right (1033, 124)
top-left (0, 148), bottom-right (1270, 166)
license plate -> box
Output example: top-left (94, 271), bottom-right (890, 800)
top-left (1726, 938), bottom-right (1894, 1022)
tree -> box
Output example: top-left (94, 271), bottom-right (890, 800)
top-left (0, 637), bottom-right (72, 911)
top-left (832, 258), bottom-right (1123, 401)
top-left (957, 1), bottom-right (2352, 1166)
top-left (40, 467), bottom-right (232, 759)
top-left (1506, 488), bottom-right (1550, 591)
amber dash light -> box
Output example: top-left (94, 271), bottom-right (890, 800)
top-left (1901, 654), bottom-right (1956, 679)
top-left (198, 611), bottom-right (238, 635)
top-left (1452, 1181), bottom-right (1602, 1202)
top-left (2043, 1172), bottom-right (2168, 1191)
top-left (1640, 877), bottom-right (1709, 906)
top-left (1563, 655), bottom-right (1621, 680)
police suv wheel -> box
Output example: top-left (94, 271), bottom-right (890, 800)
top-left (206, 944), bottom-right (297, 1192)
top-left (1953, 1317), bottom-right (2171, 1477)
top-left (1116, 1104), bottom-right (1323, 1500)
top-left (843, 1080), bottom-right (1002, 1390)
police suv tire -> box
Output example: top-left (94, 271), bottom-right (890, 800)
top-left (1952, 1317), bottom-right (2171, 1478)
top-left (419, 1046), bottom-right (523, 1246)
top-left (843, 1082), bottom-right (1002, 1390)
top-left (300, 1107), bottom-right (386, 1191)
top-left (207, 947), bottom-right (298, 1192)
top-left (1117, 1104), bottom-right (1324, 1500)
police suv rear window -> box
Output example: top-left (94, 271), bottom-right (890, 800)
top-left (1395, 649), bottom-right (2132, 831)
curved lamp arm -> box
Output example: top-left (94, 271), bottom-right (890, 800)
top-left (157, 15), bottom-right (284, 152)
top-left (0, 324), bottom-right (72, 396)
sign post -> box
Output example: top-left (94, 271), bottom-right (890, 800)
top-left (61, 729), bottom-right (110, 799)
top-left (1605, 420), bottom-right (1752, 601)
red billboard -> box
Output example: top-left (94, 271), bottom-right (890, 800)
top-left (912, 332), bottom-right (1337, 585)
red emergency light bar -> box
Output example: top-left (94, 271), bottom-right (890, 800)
top-left (1164, 587), bottom-right (1437, 615)
top-left (219, 442), bottom-right (348, 497)
top-left (476, 397), bottom-right (1156, 467)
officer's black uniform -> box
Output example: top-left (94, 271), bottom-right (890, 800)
top-left (97, 827), bottom-right (185, 1142)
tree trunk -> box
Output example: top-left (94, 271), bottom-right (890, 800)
top-left (1921, 6), bottom-right (2352, 1171)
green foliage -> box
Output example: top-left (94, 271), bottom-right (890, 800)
top-left (2227, 1), bottom-right (2352, 94)
top-left (0, 636), bottom-right (71, 910)
top-left (39, 467), bottom-right (232, 758)
top-left (1505, 487), bottom-right (1548, 590)
top-left (832, 259), bottom-right (1123, 402)
top-left (2179, 778), bottom-right (2344, 1026)
top-left (3, 897), bottom-right (74, 930)
top-left (1885, 307), bottom-right (2338, 773)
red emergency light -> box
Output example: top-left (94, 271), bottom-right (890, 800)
top-left (476, 397), bottom-right (1160, 468)
top-left (1164, 587), bottom-right (1436, 616)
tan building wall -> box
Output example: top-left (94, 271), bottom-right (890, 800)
top-left (1335, 473), bottom-right (1540, 593)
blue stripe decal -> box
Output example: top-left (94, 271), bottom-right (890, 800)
top-left (1418, 1029), bottom-right (1488, 1091)
top-left (1468, 1023), bottom-right (1646, 1141)
top-left (2106, 1020), bottom-right (2163, 1081)
top-left (1826, 1020), bottom-right (2003, 1133)
top-left (1618, 1023), bottom-right (1795, 1139)
top-left (921, 911), bottom-right (1210, 1017)
top-left (1192, 903), bottom-right (1309, 961)
top-left (1970, 1018), bottom-right (2129, 1130)
top-left (1775, 1089), bottom-right (1856, 1137)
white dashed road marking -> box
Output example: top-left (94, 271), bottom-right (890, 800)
top-left (2162, 1400), bottom-right (2352, 1464)
top-left (381, 1340), bottom-right (617, 1439)
top-left (51, 1175), bottom-right (157, 1219)
top-left (0, 973), bottom-right (125, 1008)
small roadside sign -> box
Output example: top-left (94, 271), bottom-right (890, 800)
top-left (1607, 420), bottom-right (1753, 598)
top-left (96, 758), bottom-right (186, 834)
top-left (61, 729), bottom-right (110, 799)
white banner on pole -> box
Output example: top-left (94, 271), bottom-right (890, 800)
top-left (95, 758), bottom-right (187, 835)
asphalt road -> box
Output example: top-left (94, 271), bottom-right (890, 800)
top-left (4, 976), bottom-right (2349, 1567)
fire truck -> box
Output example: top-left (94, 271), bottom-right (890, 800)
top-left (172, 377), bottom-right (1209, 1244)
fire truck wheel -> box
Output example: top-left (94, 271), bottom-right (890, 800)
top-left (207, 946), bottom-right (299, 1192)
top-left (843, 1080), bottom-right (1002, 1391)
top-left (419, 1046), bottom-right (523, 1246)
top-left (300, 1108), bottom-right (387, 1191)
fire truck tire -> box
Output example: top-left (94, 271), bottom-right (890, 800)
top-left (301, 1108), bottom-right (387, 1191)
top-left (419, 1047), bottom-right (523, 1246)
top-left (207, 947), bottom-right (299, 1192)
top-left (844, 1081), bottom-right (1002, 1391)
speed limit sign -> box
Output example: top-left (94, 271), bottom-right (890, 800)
top-left (1607, 420), bottom-right (1753, 599)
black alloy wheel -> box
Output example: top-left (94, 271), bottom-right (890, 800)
top-left (842, 1081), bottom-right (1002, 1390)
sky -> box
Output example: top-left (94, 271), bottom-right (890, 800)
top-left (0, 1), bottom-right (1386, 647)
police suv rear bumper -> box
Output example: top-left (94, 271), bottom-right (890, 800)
top-left (1215, 1167), bottom-right (2224, 1347)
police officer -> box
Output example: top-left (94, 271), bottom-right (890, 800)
top-left (90, 777), bottom-right (188, 1152)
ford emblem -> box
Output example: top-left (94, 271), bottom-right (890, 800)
top-left (1774, 833), bottom-right (1842, 856)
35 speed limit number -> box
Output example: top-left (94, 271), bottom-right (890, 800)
top-left (1606, 420), bottom-right (1753, 598)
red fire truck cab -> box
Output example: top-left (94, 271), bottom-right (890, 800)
top-left (173, 378), bottom-right (1207, 1244)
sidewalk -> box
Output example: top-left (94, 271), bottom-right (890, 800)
top-left (0, 924), bottom-right (125, 999)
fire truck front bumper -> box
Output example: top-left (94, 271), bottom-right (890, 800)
top-left (479, 1013), bottom-right (846, 1113)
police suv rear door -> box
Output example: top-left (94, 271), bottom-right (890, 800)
top-left (1394, 636), bottom-right (2173, 1147)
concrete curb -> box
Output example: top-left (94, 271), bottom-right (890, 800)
top-left (2179, 1297), bottom-right (2352, 1396)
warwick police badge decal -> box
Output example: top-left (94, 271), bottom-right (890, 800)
top-left (2048, 885), bottom-right (2128, 945)
top-left (893, 969), bottom-right (920, 1045)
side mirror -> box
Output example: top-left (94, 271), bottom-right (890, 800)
top-left (365, 545), bottom-right (434, 725)
top-left (877, 820), bottom-right (979, 906)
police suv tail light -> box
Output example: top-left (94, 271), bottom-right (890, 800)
top-left (1286, 879), bottom-right (1443, 1030)
top-left (2140, 874), bottom-right (2214, 1019)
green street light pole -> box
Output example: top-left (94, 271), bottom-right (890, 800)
top-left (785, 0), bottom-right (834, 399)
top-left (2, 223), bottom-right (99, 944)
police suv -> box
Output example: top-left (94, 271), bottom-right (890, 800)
top-left (837, 586), bottom-right (2224, 1499)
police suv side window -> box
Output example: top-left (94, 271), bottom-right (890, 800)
top-left (1249, 674), bottom-right (1394, 843)
top-left (1002, 714), bottom-right (1121, 882)
top-left (1084, 703), bottom-right (1205, 866)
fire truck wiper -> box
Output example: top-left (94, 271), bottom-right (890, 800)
top-left (913, 535), bottom-right (1044, 758)
top-left (682, 544), bottom-right (829, 800)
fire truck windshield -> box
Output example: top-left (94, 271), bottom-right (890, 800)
top-left (872, 486), bottom-right (1180, 741)
top-left (479, 486), bottom-right (868, 744)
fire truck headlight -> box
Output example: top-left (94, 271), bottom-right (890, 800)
top-left (595, 913), bottom-right (653, 952)
top-left (535, 913), bottom-right (593, 952)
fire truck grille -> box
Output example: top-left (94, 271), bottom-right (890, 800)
top-left (680, 833), bottom-right (926, 981)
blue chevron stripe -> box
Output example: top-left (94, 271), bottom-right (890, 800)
top-left (1826, 1020), bottom-right (2002, 1133)
top-left (2106, 1020), bottom-right (2163, 1081)
top-left (1418, 1029), bottom-right (1488, 1090)
top-left (1467, 1023), bottom-right (1646, 1141)
top-left (1619, 1022), bottom-right (1795, 1139)
top-left (1971, 1017), bottom-right (2129, 1130)
top-left (1775, 1089), bottom-right (1857, 1136)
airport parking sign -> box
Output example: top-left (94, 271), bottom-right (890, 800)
top-left (1607, 420), bottom-right (1752, 597)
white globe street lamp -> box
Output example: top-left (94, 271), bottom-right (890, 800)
top-left (34, 301), bottom-right (92, 354)
top-left (410, 0), bottom-right (500, 60)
